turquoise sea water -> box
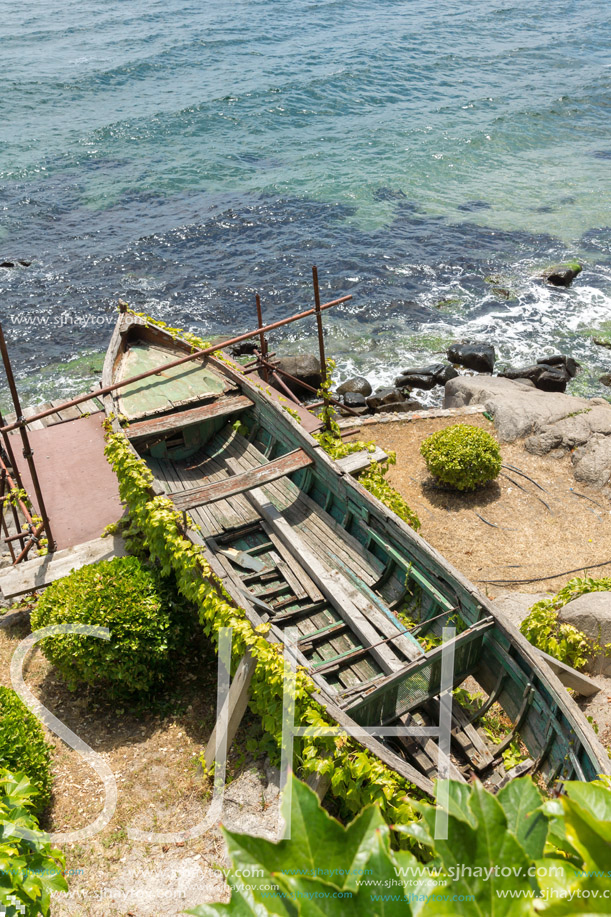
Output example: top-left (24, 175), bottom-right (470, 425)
top-left (1, 0), bottom-right (610, 406)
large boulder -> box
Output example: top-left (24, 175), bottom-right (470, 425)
top-left (444, 375), bottom-right (593, 441)
top-left (492, 593), bottom-right (550, 630)
top-left (541, 262), bottom-right (582, 288)
top-left (558, 593), bottom-right (611, 674)
top-left (447, 342), bottom-right (495, 373)
top-left (336, 376), bottom-right (372, 397)
top-left (275, 354), bottom-right (322, 396)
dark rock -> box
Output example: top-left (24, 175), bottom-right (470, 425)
top-left (336, 376), bottom-right (372, 397)
top-left (447, 342), bottom-right (495, 373)
top-left (366, 387), bottom-right (404, 411)
top-left (536, 370), bottom-right (567, 393)
top-left (541, 262), bottom-right (582, 288)
top-left (599, 373), bottom-right (611, 387)
top-left (376, 399), bottom-right (423, 414)
top-left (343, 391), bottom-right (367, 408)
top-left (500, 365), bottom-right (542, 383)
top-left (395, 363), bottom-right (459, 390)
top-left (500, 363), bottom-right (569, 391)
top-left (18, 260), bottom-right (32, 267)
top-left (230, 340), bottom-right (258, 357)
top-left (536, 354), bottom-right (579, 378)
top-left (0, 261), bottom-right (15, 269)
top-left (434, 364), bottom-right (459, 385)
top-left (339, 403), bottom-right (369, 417)
top-left (395, 370), bottom-right (438, 391)
top-left (275, 353), bottom-right (322, 396)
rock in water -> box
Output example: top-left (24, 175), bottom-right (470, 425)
top-left (336, 376), bottom-right (372, 397)
top-left (395, 368), bottom-right (439, 390)
top-left (558, 593), bottom-right (611, 675)
top-left (343, 391), bottom-right (367, 408)
top-left (536, 354), bottom-right (578, 378)
top-left (447, 342), bottom-right (495, 373)
top-left (366, 387), bottom-right (404, 411)
top-left (275, 354), bottom-right (322, 396)
top-left (541, 262), bottom-right (582, 287)
top-left (599, 373), bottom-right (611, 387)
top-left (500, 362), bottom-right (570, 392)
top-left (230, 340), bottom-right (258, 357)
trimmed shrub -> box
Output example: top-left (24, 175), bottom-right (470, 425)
top-left (0, 768), bottom-right (67, 914)
top-left (0, 688), bottom-right (53, 813)
top-left (30, 555), bottom-right (190, 698)
top-left (420, 423), bottom-right (502, 491)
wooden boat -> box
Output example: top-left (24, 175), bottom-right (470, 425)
top-left (103, 312), bottom-right (610, 795)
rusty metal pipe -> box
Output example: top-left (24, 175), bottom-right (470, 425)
top-left (255, 354), bottom-right (361, 418)
top-left (0, 452), bottom-right (35, 525)
top-left (12, 523), bottom-right (45, 565)
top-left (312, 265), bottom-right (330, 430)
top-left (0, 293), bottom-right (352, 433)
top-left (0, 326), bottom-right (56, 551)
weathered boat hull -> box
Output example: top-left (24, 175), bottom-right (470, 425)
top-left (103, 313), bottom-right (610, 794)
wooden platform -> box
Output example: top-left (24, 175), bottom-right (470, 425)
top-left (10, 413), bottom-right (124, 550)
top-left (0, 535), bottom-right (127, 599)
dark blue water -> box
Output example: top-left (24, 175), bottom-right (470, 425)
top-left (1, 0), bottom-right (610, 407)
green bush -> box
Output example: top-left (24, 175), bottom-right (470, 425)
top-left (520, 575), bottom-right (611, 669)
top-left (0, 769), bottom-right (67, 915)
top-left (30, 555), bottom-right (190, 698)
top-left (420, 423), bottom-right (502, 491)
top-left (0, 688), bottom-right (53, 813)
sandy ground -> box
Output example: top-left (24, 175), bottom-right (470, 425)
top-left (363, 414), bottom-right (611, 600)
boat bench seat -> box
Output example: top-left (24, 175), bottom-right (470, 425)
top-left (171, 448), bottom-right (313, 510)
top-left (127, 394), bottom-right (253, 442)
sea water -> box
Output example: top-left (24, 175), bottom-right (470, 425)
top-left (1, 0), bottom-right (610, 407)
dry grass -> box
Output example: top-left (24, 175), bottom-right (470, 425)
top-left (365, 414), bottom-right (611, 600)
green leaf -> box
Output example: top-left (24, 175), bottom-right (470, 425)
top-left (187, 879), bottom-right (270, 916)
top-left (223, 774), bottom-right (387, 899)
top-left (282, 834), bottom-right (415, 917)
top-left (497, 777), bottom-right (547, 859)
top-left (418, 781), bottom-right (536, 916)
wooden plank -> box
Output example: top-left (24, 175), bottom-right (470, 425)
top-left (127, 394), bottom-right (252, 441)
top-left (535, 647), bottom-right (600, 697)
top-left (334, 572), bottom-right (424, 663)
top-left (172, 449), bottom-right (313, 511)
top-left (242, 484), bottom-right (405, 676)
top-left (267, 530), bottom-right (323, 602)
top-left (312, 692), bottom-right (434, 796)
top-left (203, 650), bottom-right (257, 770)
top-left (335, 446), bottom-right (388, 475)
top-left (0, 535), bottom-right (127, 599)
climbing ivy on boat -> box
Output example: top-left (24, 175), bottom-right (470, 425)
top-left (120, 305), bottom-right (241, 370)
top-left (520, 576), bottom-right (611, 670)
top-left (314, 361), bottom-right (421, 531)
top-left (103, 427), bottom-right (423, 832)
